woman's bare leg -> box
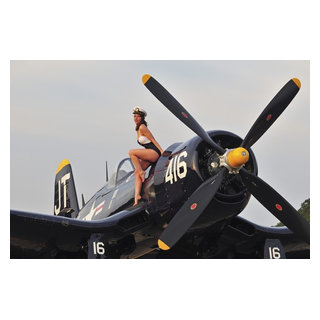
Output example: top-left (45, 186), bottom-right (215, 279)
top-left (129, 149), bottom-right (159, 205)
top-left (129, 149), bottom-right (159, 183)
top-left (134, 170), bottom-right (142, 205)
top-left (129, 150), bottom-right (145, 182)
top-left (133, 159), bottom-right (151, 205)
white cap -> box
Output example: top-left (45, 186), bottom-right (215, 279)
top-left (133, 106), bottom-right (147, 116)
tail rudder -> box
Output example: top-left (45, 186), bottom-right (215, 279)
top-left (54, 159), bottom-right (79, 218)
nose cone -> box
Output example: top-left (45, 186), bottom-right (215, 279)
top-left (227, 147), bottom-right (249, 168)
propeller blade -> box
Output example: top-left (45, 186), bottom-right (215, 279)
top-left (239, 168), bottom-right (310, 243)
top-left (158, 168), bottom-right (226, 250)
top-left (143, 74), bottom-right (225, 154)
top-left (241, 78), bottom-right (301, 149)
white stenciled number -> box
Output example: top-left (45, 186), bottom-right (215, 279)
top-left (93, 242), bottom-right (105, 255)
top-left (165, 157), bottom-right (174, 184)
top-left (269, 247), bottom-right (281, 259)
top-left (165, 151), bottom-right (188, 184)
top-left (177, 151), bottom-right (187, 179)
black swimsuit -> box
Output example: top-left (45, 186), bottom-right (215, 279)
top-left (137, 140), bottom-right (161, 158)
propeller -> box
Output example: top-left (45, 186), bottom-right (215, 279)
top-left (142, 74), bottom-right (310, 249)
top-left (240, 168), bottom-right (310, 243)
top-left (241, 78), bottom-right (301, 149)
top-left (158, 168), bottom-right (226, 250)
top-left (142, 74), bottom-right (225, 155)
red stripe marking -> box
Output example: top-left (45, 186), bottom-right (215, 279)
top-left (96, 203), bottom-right (104, 211)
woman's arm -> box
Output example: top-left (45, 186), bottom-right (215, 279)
top-left (140, 125), bottom-right (164, 154)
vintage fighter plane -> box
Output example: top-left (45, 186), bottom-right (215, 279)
top-left (10, 74), bottom-right (310, 259)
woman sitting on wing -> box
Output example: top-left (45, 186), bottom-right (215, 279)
top-left (129, 107), bottom-right (163, 206)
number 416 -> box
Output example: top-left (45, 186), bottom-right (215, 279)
top-left (165, 151), bottom-right (188, 184)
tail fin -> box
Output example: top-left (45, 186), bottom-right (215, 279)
top-left (54, 159), bottom-right (80, 218)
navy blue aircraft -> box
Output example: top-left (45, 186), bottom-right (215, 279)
top-left (10, 75), bottom-right (310, 259)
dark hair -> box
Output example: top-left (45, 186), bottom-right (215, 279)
top-left (135, 116), bottom-right (148, 131)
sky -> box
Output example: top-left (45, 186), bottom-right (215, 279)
top-left (10, 60), bottom-right (310, 227)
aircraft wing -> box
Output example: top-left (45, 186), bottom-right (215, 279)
top-left (10, 203), bottom-right (149, 258)
top-left (148, 215), bottom-right (310, 259)
top-left (216, 216), bottom-right (310, 258)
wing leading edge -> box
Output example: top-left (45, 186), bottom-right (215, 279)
top-left (10, 203), bottom-right (149, 258)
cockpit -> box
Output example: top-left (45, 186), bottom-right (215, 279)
top-left (108, 157), bottom-right (155, 187)
top-left (82, 157), bottom-right (155, 218)
top-left (109, 158), bottom-right (135, 186)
